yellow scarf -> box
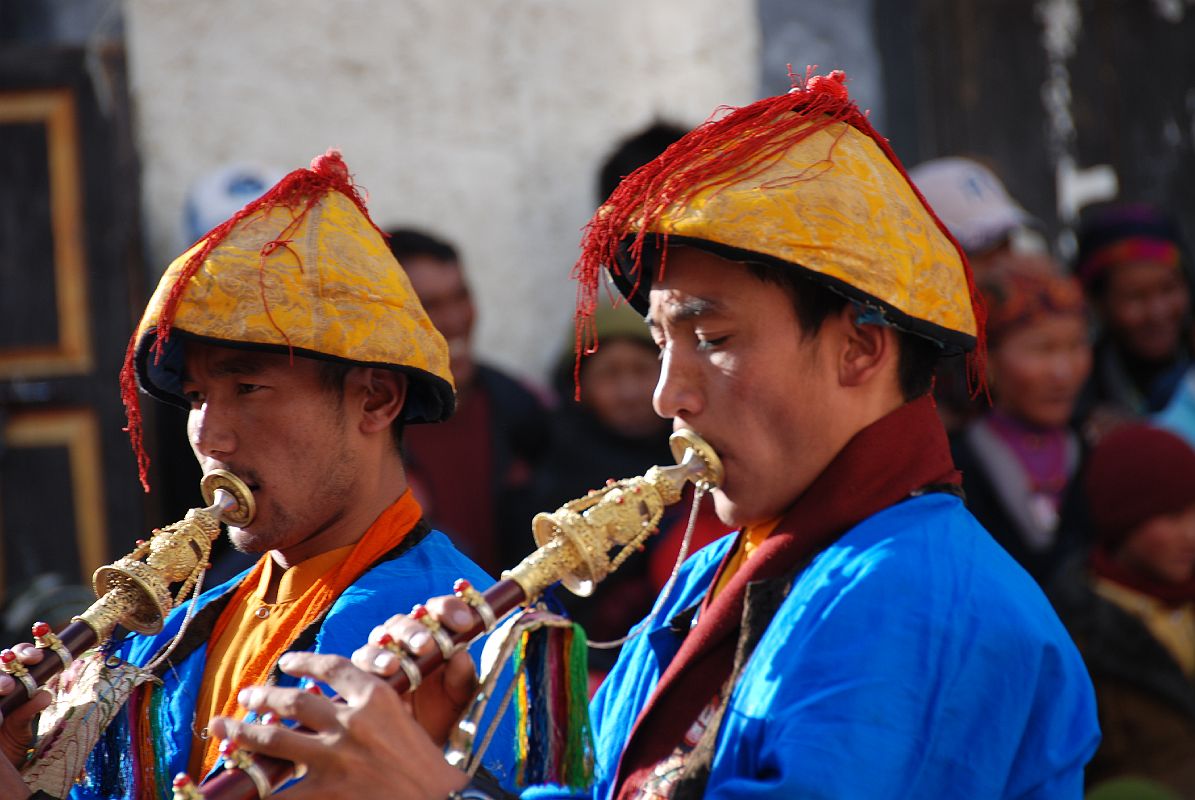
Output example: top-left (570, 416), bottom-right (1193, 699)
top-left (195, 491), bottom-right (421, 775)
top-left (709, 517), bottom-right (782, 602)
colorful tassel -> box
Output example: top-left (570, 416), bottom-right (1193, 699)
top-left (513, 622), bottom-right (593, 789)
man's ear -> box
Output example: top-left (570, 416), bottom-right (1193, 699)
top-left (837, 305), bottom-right (894, 388)
top-left (355, 369), bottom-right (407, 434)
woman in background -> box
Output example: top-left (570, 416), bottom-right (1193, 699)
top-left (532, 303), bottom-right (701, 680)
top-left (1074, 204), bottom-right (1192, 437)
top-left (952, 255), bottom-right (1092, 584)
top-left (1051, 424), bottom-right (1195, 796)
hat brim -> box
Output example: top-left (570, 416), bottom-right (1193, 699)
top-left (134, 328), bottom-right (456, 425)
top-left (610, 235), bottom-right (974, 354)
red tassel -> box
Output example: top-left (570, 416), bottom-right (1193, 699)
top-left (571, 68), bottom-right (987, 400)
top-left (120, 149), bottom-right (383, 491)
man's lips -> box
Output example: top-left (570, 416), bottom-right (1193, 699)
top-left (676, 429), bottom-right (729, 488)
top-left (206, 466), bottom-right (261, 496)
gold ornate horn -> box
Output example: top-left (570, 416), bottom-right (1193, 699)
top-left (1, 470), bottom-right (255, 717)
top-left (194, 431), bottom-right (722, 800)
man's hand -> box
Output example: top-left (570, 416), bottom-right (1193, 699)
top-left (0, 644), bottom-right (51, 766)
top-left (0, 758), bottom-right (31, 800)
top-left (351, 594), bottom-right (480, 745)
top-left (0, 643), bottom-right (52, 800)
top-left (209, 653), bottom-right (469, 800)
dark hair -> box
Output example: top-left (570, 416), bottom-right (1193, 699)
top-left (386, 227), bottom-right (459, 266)
top-left (1075, 203), bottom-right (1188, 299)
top-left (598, 122), bottom-right (690, 202)
top-left (317, 360), bottom-right (405, 450)
top-left (745, 261), bottom-right (940, 400)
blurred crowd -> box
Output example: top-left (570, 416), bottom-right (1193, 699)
top-left (913, 156), bottom-right (1195, 797)
top-left (4, 131), bottom-right (1193, 797)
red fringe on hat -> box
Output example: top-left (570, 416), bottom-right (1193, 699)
top-left (119, 149), bottom-right (383, 491)
top-left (572, 68), bottom-right (987, 400)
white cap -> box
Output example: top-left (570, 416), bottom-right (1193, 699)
top-left (909, 157), bottom-right (1037, 255)
top-left (183, 162), bottom-right (287, 244)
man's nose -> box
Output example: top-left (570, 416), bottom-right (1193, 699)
top-left (443, 299), bottom-right (474, 335)
top-left (653, 348), bottom-right (703, 420)
top-left (1050, 350), bottom-right (1084, 383)
top-left (1144, 290), bottom-right (1181, 327)
top-left (189, 403), bottom-right (236, 461)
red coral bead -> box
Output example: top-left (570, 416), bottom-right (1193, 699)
top-left (808, 71), bottom-right (849, 101)
top-left (453, 579), bottom-right (471, 593)
top-left (410, 604), bottom-right (429, 620)
top-left (219, 740), bottom-right (236, 756)
top-left (0, 649), bottom-right (15, 664)
top-left (31, 621), bottom-right (51, 637)
top-left (309, 148), bottom-right (349, 180)
top-left (375, 632), bottom-right (394, 646)
top-left (172, 773), bottom-right (194, 788)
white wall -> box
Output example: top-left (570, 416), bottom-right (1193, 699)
top-left (124, 0), bottom-right (760, 383)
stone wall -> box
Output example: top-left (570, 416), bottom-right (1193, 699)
top-left (124, 0), bottom-right (760, 382)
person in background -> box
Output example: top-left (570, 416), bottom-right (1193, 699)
top-left (951, 254), bottom-right (1093, 584)
top-left (910, 156), bottom-right (1046, 432)
top-left (535, 302), bottom-right (672, 508)
top-left (909, 156), bottom-right (1043, 277)
top-left (1155, 365), bottom-right (1195, 448)
top-left (1086, 778), bottom-right (1181, 800)
top-left (1050, 423), bottom-right (1195, 796)
top-left (597, 122), bottom-right (690, 202)
top-left (541, 121), bottom-right (728, 678)
top-left (1074, 204), bottom-right (1192, 440)
top-left (388, 228), bottom-right (550, 576)
top-left (533, 302), bottom-right (727, 676)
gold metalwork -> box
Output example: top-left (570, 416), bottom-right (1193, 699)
top-left (442, 432), bottom-right (722, 771)
top-left (172, 774), bottom-right (204, 800)
top-left (220, 743), bottom-right (271, 799)
top-left (75, 470), bottom-right (255, 637)
top-left (2, 654), bottom-right (37, 697)
top-left (201, 470), bottom-right (256, 527)
top-left (508, 429), bottom-right (722, 599)
top-left (412, 609), bottom-right (458, 660)
top-left (454, 582), bottom-right (497, 631)
top-left (376, 635), bottom-right (423, 691)
top-left (34, 629), bottom-right (73, 670)
top-left (395, 655), bottom-right (423, 691)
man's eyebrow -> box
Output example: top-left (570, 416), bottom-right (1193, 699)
top-left (182, 353), bottom-right (273, 382)
top-left (646, 296), bottom-right (724, 327)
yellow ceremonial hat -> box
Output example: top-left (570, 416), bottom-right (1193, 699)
top-left (121, 150), bottom-right (454, 486)
top-left (575, 70), bottom-right (983, 356)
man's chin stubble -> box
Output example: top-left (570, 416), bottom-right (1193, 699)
top-left (227, 525), bottom-right (287, 555)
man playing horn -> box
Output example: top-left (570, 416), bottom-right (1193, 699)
top-left (210, 73), bottom-right (1100, 798)
top-left (0, 150), bottom-right (512, 799)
